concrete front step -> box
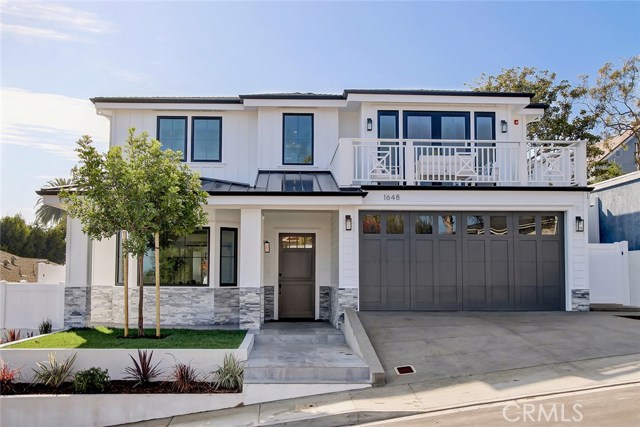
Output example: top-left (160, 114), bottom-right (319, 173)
top-left (246, 323), bottom-right (370, 384)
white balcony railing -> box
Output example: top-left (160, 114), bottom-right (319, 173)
top-left (331, 139), bottom-right (587, 187)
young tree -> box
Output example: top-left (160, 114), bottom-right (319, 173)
top-left (60, 129), bottom-right (208, 337)
top-left (467, 67), bottom-right (622, 181)
top-left (577, 56), bottom-right (640, 168)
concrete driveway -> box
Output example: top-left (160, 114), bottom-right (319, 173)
top-left (358, 311), bottom-right (640, 385)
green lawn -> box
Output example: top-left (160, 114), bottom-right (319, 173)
top-left (7, 327), bottom-right (246, 349)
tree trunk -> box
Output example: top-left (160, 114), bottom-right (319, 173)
top-left (155, 232), bottom-right (160, 338)
top-left (137, 255), bottom-right (145, 337)
top-left (122, 231), bottom-right (129, 338)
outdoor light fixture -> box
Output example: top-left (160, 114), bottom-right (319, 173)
top-left (500, 120), bottom-right (508, 133)
top-left (366, 118), bottom-right (373, 132)
top-left (345, 215), bottom-right (353, 231)
top-left (264, 240), bottom-right (271, 253)
top-left (575, 217), bottom-right (584, 233)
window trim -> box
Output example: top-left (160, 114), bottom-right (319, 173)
top-left (116, 228), bottom-right (210, 287)
top-left (474, 112), bottom-right (496, 140)
top-left (157, 116), bottom-right (188, 161)
top-left (191, 116), bottom-right (222, 162)
top-left (282, 113), bottom-right (314, 165)
top-left (219, 227), bottom-right (238, 287)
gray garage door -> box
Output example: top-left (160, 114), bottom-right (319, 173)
top-left (360, 211), bottom-right (565, 311)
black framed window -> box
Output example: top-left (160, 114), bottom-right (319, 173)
top-left (475, 112), bottom-right (496, 140)
top-left (117, 228), bottom-right (210, 286)
top-left (283, 114), bottom-right (313, 165)
top-left (378, 111), bottom-right (399, 139)
top-left (157, 117), bottom-right (187, 161)
top-left (219, 228), bottom-right (238, 286)
top-left (403, 112), bottom-right (470, 140)
top-left (192, 117), bottom-right (222, 162)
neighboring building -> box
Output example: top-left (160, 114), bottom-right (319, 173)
top-left (594, 130), bottom-right (639, 174)
top-left (0, 250), bottom-right (63, 283)
top-left (588, 171), bottom-right (640, 250)
top-left (39, 89), bottom-right (592, 330)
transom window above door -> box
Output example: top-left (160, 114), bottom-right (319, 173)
top-left (283, 113), bottom-right (314, 165)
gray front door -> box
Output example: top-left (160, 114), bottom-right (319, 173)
top-left (279, 234), bottom-right (315, 319)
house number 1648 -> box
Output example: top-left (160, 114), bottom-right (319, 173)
top-left (383, 194), bottom-right (400, 201)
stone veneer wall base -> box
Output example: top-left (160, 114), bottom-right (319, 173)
top-left (571, 289), bottom-right (590, 311)
top-left (330, 288), bottom-right (358, 330)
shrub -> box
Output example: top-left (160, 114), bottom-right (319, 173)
top-left (39, 319), bottom-right (53, 335)
top-left (32, 352), bottom-right (77, 389)
top-left (2, 329), bottom-right (21, 343)
top-left (73, 367), bottom-right (110, 393)
top-left (211, 353), bottom-right (244, 392)
top-left (0, 359), bottom-right (21, 394)
top-left (170, 361), bottom-right (200, 393)
top-left (124, 350), bottom-right (162, 387)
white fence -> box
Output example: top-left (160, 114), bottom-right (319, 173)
top-left (588, 242), bottom-right (638, 306)
top-left (0, 281), bottom-right (65, 330)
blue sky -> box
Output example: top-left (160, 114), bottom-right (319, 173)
top-left (1, 0), bottom-right (639, 222)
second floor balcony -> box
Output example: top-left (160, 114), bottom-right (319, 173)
top-left (331, 138), bottom-right (587, 188)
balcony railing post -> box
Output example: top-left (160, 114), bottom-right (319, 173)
top-left (338, 138), bottom-right (354, 187)
top-left (518, 141), bottom-right (529, 185)
top-left (576, 141), bottom-right (587, 186)
top-left (404, 140), bottom-right (415, 185)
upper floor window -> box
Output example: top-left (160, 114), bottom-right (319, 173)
top-left (283, 113), bottom-right (313, 165)
top-left (192, 117), bottom-right (222, 162)
top-left (157, 117), bottom-right (187, 161)
top-left (403, 112), bottom-right (470, 140)
top-left (475, 112), bottom-right (496, 140)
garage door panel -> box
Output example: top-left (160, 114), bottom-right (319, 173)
top-left (361, 211), bottom-right (564, 311)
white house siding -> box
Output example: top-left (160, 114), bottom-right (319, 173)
top-left (257, 108), bottom-right (340, 169)
top-left (359, 189), bottom-right (590, 311)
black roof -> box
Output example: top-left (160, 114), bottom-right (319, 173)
top-left (91, 89), bottom-right (538, 105)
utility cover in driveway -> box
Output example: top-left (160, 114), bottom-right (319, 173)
top-left (359, 211), bottom-right (565, 311)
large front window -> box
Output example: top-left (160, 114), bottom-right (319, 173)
top-left (192, 117), bottom-right (222, 162)
top-left (157, 117), bottom-right (187, 160)
top-left (117, 229), bottom-right (209, 286)
top-left (283, 113), bottom-right (313, 165)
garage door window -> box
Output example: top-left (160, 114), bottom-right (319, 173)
top-left (518, 216), bottom-right (536, 235)
top-left (490, 216), bottom-right (508, 235)
top-left (363, 215), bottom-right (381, 234)
top-left (542, 216), bottom-right (559, 235)
top-left (386, 215), bottom-right (404, 234)
top-left (466, 215), bottom-right (485, 234)
top-left (415, 215), bottom-right (433, 234)
top-left (439, 215), bottom-right (457, 234)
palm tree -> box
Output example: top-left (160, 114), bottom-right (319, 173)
top-left (35, 178), bottom-right (72, 227)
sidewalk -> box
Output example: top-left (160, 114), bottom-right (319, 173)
top-left (124, 352), bottom-right (640, 427)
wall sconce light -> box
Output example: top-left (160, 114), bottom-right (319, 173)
top-left (345, 215), bottom-right (353, 231)
top-left (575, 216), bottom-right (584, 233)
top-left (264, 240), bottom-right (271, 253)
top-left (366, 118), bottom-right (373, 132)
top-left (500, 120), bottom-right (508, 133)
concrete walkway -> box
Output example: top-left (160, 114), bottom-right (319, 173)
top-left (123, 312), bottom-right (640, 427)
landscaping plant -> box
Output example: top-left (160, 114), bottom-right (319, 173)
top-left (0, 359), bottom-right (21, 394)
top-left (73, 367), bottom-right (110, 393)
top-left (2, 329), bottom-right (21, 343)
top-left (32, 352), bottom-right (77, 389)
top-left (39, 318), bottom-right (53, 335)
top-left (211, 353), bottom-right (244, 392)
top-left (124, 349), bottom-right (162, 386)
top-left (170, 361), bottom-right (200, 393)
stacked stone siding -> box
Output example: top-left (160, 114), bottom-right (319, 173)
top-left (64, 287), bottom-right (90, 328)
top-left (264, 285), bottom-right (275, 321)
top-left (213, 287), bottom-right (240, 325)
top-left (571, 289), bottom-right (590, 311)
top-left (330, 288), bottom-right (358, 330)
top-left (319, 286), bottom-right (332, 321)
top-left (89, 286), bottom-right (113, 323)
top-left (239, 288), bottom-right (263, 330)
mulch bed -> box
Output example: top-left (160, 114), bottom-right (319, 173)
top-left (1, 381), bottom-right (239, 396)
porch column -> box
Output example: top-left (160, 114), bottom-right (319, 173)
top-left (239, 208), bottom-right (264, 329)
top-left (332, 206), bottom-right (359, 329)
top-left (64, 217), bottom-right (92, 328)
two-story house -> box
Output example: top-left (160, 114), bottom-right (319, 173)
top-left (39, 89), bottom-right (591, 330)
